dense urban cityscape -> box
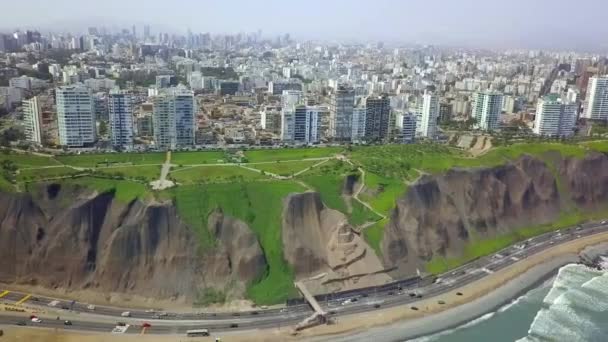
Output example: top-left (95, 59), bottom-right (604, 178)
top-left (0, 26), bottom-right (607, 153)
top-left (1, 10), bottom-right (608, 341)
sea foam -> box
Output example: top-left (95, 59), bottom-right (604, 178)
top-left (517, 264), bottom-right (608, 342)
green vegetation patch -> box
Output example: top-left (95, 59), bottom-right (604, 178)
top-left (95, 166), bottom-right (161, 182)
top-left (0, 152), bottom-right (61, 168)
top-left (173, 181), bottom-right (305, 305)
top-left (425, 210), bottom-right (589, 275)
top-left (360, 172), bottom-right (407, 215)
top-left (193, 288), bottom-right (226, 307)
top-left (170, 165), bottom-right (264, 184)
top-left (363, 218), bottom-right (388, 257)
top-left (57, 152), bottom-right (165, 167)
top-left (58, 177), bottom-right (148, 203)
top-left (584, 140), bottom-right (608, 152)
top-left (17, 166), bottom-right (80, 182)
top-left (244, 147), bottom-right (342, 163)
top-left (349, 200), bottom-right (382, 226)
top-left (253, 160), bottom-right (323, 177)
top-left (171, 151), bottom-right (226, 165)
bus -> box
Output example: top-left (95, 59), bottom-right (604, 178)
top-left (186, 329), bottom-right (210, 337)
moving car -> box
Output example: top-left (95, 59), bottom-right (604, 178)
top-left (31, 317), bottom-right (42, 323)
top-left (86, 304), bottom-right (96, 310)
top-left (15, 321), bottom-right (26, 326)
top-left (64, 320), bottom-right (72, 326)
top-left (121, 311), bottom-right (131, 317)
top-left (229, 323), bottom-right (239, 328)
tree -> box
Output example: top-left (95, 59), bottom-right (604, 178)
top-left (99, 121), bottom-right (108, 137)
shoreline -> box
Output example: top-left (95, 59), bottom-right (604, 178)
top-left (309, 255), bottom-right (578, 342)
top-left (300, 233), bottom-right (608, 342)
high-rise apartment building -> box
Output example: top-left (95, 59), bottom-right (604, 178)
top-left (330, 85), bottom-right (355, 141)
top-left (472, 91), bottom-right (504, 131)
top-left (365, 95), bottom-right (391, 141)
top-left (56, 84), bottom-right (96, 147)
top-left (152, 87), bottom-right (195, 150)
top-left (351, 106), bottom-right (366, 142)
top-left (281, 90), bottom-right (303, 141)
top-left (291, 105), bottom-right (321, 144)
top-left (400, 113), bottom-right (417, 144)
top-left (534, 94), bottom-right (578, 137)
top-left (415, 91), bottom-right (439, 138)
top-left (583, 75), bottom-right (608, 121)
top-left (22, 96), bottom-right (43, 145)
top-left (108, 89), bottom-right (134, 150)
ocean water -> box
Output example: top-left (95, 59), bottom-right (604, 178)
top-left (409, 263), bottom-right (608, 342)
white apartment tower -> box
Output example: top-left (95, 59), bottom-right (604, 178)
top-left (152, 87), bottom-right (195, 150)
top-left (583, 75), bottom-right (608, 121)
top-left (56, 84), bottom-right (96, 147)
top-left (281, 90), bottom-right (304, 141)
top-left (22, 97), bottom-right (43, 145)
top-left (108, 88), bottom-right (134, 150)
top-left (472, 91), bottom-right (504, 131)
top-left (330, 85), bottom-right (355, 141)
top-left (415, 91), bottom-right (439, 138)
top-left (534, 94), bottom-right (578, 137)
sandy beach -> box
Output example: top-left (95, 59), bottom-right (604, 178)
top-left (2, 232), bottom-right (608, 342)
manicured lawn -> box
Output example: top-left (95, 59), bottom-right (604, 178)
top-left (350, 142), bottom-right (595, 181)
top-left (0, 152), bottom-right (61, 167)
top-left (57, 152), bottom-right (166, 167)
top-left (58, 177), bottom-right (149, 203)
top-left (17, 167), bottom-right (80, 182)
top-left (244, 147), bottom-right (342, 163)
top-left (171, 151), bottom-right (226, 165)
top-left (254, 160), bottom-right (324, 177)
top-left (170, 165), bottom-right (264, 184)
top-left (173, 181), bottom-right (306, 305)
top-left (96, 166), bottom-right (161, 181)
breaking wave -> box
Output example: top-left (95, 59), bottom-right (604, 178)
top-left (517, 264), bottom-right (608, 342)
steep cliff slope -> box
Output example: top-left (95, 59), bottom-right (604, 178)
top-left (282, 192), bottom-right (392, 294)
top-left (382, 155), bottom-right (561, 275)
top-left (382, 153), bottom-right (608, 277)
top-left (0, 183), bottom-right (266, 301)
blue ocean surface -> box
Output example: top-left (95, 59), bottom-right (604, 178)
top-left (409, 263), bottom-right (608, 342)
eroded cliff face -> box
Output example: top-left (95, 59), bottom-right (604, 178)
top-left (382, 153), bottom-right (608, 277)
top-left (282, 192), bottom-right (392, 294)
top-left (0, 183), bottom-right (266, 301)
top-left (560, 152), bottom-right (608, 209)
top-left (381, 155), bottom-right (559, 275)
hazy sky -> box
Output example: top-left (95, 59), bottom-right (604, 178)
top-left (2, 0), bottom-right (608, 50)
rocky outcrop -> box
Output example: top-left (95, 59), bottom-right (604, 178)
top-left (208, 209), bottom-right (267, 282)
top-left (0, 183), bottom-right (266, 301)
top-left (560, 152), bottom-right (608, 209)
top-left (282, 192), bottom-right (391, 294)
top-left (382, 155), bottom-right (562, 276)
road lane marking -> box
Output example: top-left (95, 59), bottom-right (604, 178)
top-left (0, 290), bottom-right (9, 298)
top-left (16, 294), bottom-right (32, 305)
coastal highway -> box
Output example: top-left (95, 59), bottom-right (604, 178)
top-left (1, 220), bottom-right (607, 336)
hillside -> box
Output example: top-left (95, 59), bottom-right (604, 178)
top-left (0, 141), bottom-right (607, 305)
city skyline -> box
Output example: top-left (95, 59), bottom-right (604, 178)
top-left (2, 0), bottom-right (608, 51)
